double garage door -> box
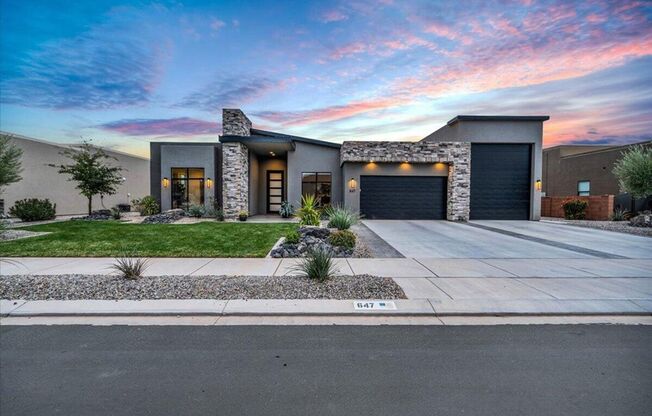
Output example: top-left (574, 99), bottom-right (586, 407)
top-left (359, 144), bottom-right (531, 220)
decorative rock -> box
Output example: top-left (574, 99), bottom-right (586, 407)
top-left (142, 210), bottom-right (184, 224)
top-left (270, 226), bottom-right (354, 258)
top-left (629, 211), bottom-right (652, 228)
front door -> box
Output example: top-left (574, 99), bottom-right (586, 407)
top-left (267, 171), bottom-right (284, 213)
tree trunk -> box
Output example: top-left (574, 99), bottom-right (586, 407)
top-left (88, 196), bottom-right (92, 216)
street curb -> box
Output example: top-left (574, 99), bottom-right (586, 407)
top-left (2, 299), bottom-right (650, 318)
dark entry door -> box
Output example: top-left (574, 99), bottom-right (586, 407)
top-left (470, 143), bottom-right (531, 220)
top-left (267, 171), bottom-right (284, 213)
top-left (360, 176), bottom-right (447, 220)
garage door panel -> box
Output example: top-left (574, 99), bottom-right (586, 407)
top-left (470, 144), bottom-right (531, 220)
top-left (360, 176), bottom-right (447, 220)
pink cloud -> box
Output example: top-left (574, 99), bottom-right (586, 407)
top-left (320, 10), bottom-right (348, 23)
top-left (99, 117), bottom-right (221, 136)
top-left (329, 41), bottom-right (368, 60)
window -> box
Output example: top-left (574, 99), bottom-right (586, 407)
top-left (577, 180), bottom-right (590, 196)
top-left (302, 172), bottom-right (331, 206)
top-left (171, 168), bottom-right (205, 209)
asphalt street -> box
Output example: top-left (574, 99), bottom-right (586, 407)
top-left (1, 325), bottom-right (650, 415)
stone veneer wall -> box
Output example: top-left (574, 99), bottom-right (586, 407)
top-left (340, 141), bottom-right (471, 220)
top-left (222, 109), bottom-right (252, 136)
top-left (222, 142), bottom-right (249, 218)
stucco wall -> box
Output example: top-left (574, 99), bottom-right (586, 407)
top-left (287, 142), bottom-right (342, 207)
top-left (249, 153), bottom-right (260, 215)
top-left (159, 143), bottom-right (217, 211)
top-left (423, 120), bottom-right (543, 220)
top-left (342, 162), bottom-right (449, 212)
top-left (2, 135), bottom-right (149, 216)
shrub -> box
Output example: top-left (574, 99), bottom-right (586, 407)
top-left (291, 247), bottom-right (337, 281)
top-left (238, 210), bottom-right (248, 221)
top-left (285, 229), bottom-right (300, 244)
top-left (562, 199), bottom-right (588, 220)
top-left (326, 205), bottom-right (360, 230)
top-left (187, 204), bottom-right (206, 218)
top-left (214, 209), bottom-right (225, 221)
top-left (9, 198), bottom-right (56, 221)
top-left (110, 207), bottom-right (121, 220)
top-left (296, 194), bottom-right (320, 226)
top-left (279, 200), bottom-right (294, 218)
top-left (110, 256), bottom-right (149, 280)
top-left (610, 208), bottom-right (628, 222)
top-left (613, 145), bottom-right (652, 198)
top-left (133, 196), bottom-right (159, 216)
top-left (328, 229), bottom-right (356, 249)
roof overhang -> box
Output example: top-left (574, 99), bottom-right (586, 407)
top-left (447, 115), bottom-right (550, 126)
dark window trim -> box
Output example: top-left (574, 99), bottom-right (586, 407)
top-left (171, 167), bottom-right (205, 209)
top-left (301, 171), bottom-right (332, 206)
top-left (266, 170), bottom-right (285, 214)
top-left (577, 180), bottom-right (591, 196)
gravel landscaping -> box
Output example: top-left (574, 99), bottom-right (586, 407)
top-left (0, 230), bottom-right (50, 241)
top-left (0, 274), bottom-right (406, 300)
top-left (542, 217), bottom-right (652, 237)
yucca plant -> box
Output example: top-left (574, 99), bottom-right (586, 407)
top-left (296, 194), bottom-right (320, 226)
top-left (291, 247), bottom-right (338, 281)
top-left (110, 255), bottom-right (150, 279)
top-left (610, 208), bottom-right (629, 221)
top-left (326, 205), bottom-right (360, 230)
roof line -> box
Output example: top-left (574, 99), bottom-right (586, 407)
top-left (0, 130), bottom-right (150, 161)
top-left (447, 115), bottom-right (550, 126)
top-left (221, 128), bottom-right (341, 148)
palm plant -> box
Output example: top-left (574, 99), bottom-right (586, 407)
top-left (295, 194), bottom-right (320, 226)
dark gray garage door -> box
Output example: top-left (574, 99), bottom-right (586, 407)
top-left (360, 176), bottom-right (447, 219)
top-left (470, 144), bottom-right (531, 220)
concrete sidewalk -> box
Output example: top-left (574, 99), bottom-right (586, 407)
top-left (2, 257), bottom-right (652, 278)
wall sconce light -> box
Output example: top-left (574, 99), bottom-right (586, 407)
top-left (535, 179), bottom-right (542, 192)
top-left (162, 177), bottom-right (169, 188)
top-left (348, 178), bottom-right (357, 192)
top-left (206, 178), bottom-right (213, 188)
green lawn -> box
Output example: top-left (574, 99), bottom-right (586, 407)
top-left (0, 221), bottom-right (297, 257)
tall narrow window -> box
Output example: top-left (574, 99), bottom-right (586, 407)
top-left (302, 172), bottom-right (332, 206)
top-left (577, 180), bottom-right (590, 196)
top-left (171, 168), bottom-right (205, 209)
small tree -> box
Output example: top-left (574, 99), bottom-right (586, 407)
top-left (51, 142), bottom-right (124, 215)
top-left (613, 145), bottom-right (652, 198)
top-left (0, 134), bottom-right (23, 193)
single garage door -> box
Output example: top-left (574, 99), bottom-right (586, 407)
top-left (470, 143), bottom-right (531, 220)
top-left (360, 176), bottom-right (447, 219)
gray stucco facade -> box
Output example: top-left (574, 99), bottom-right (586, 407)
top-left (149, 109), bottom-right (547, 221)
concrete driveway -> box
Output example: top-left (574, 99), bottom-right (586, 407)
top-left (362, 220), bottom-right (652, 259)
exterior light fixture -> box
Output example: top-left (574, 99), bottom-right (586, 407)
top-left (206, 178), bottom-right (213, 188)
top-left (348, 178), bottom-right (357, 192)
top-left (162, 177), bottom-right (169, 188)
top-left (535, 179), bottom-right (542, 192)
top-left (269, 151), bottom-right (276, 157)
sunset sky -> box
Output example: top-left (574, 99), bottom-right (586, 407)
top-left (1, 0), bottom-right (651, 157)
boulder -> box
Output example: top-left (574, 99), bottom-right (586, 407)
top-left (629, 211), bottom-right (652, 228)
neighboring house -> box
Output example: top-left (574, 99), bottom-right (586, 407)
top-left (151, 109), bottom-right (548, 221)
top-left (1, 133), bottom-right (150, 216)
top-left (542, 140), bottom-right (652, 211)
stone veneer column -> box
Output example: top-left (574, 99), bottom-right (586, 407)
top-left (447, 158), bottom-right (471, 221)
top-left (222, 109), bottom-right (252, 136)
top-left (222, 142), bottom-right (249, 219)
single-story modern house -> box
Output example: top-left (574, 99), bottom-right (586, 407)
top-left (542, 140), bottom-right (652, 212)
top-left (150, 109), bottom-right (549, 221)
top-left (1, 132), bottom-right (149, 216)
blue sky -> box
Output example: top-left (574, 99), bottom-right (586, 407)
top-left (1, 0), bottom-right (651, 157)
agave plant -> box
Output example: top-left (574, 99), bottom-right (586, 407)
top-left (295, 194), bottom-right (320, 226)
top-left (109, 255), bottom-right (150, 279)
top-left (291, 247), bottom-right (338, 281)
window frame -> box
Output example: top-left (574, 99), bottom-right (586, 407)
top-left (577, 180), bottom-right (590, 196)
top-left (301, 171), bottom-right (332, 207)
top-left (171, 167), bottom-right (205, 209)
